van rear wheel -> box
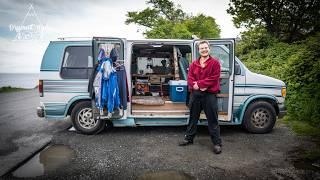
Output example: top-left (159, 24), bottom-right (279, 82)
top-left (242, 101), bottom-right (276, 133)
top-left (71, 101), bottom-right (106, 135)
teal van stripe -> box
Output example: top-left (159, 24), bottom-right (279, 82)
top-left (44, 103), bottom-right (67, 116)
top-left (64, 95), bottom-right (91, 116)
top-left (234, 84), bottom-right (283, 89)
top-left (237, 94), bottom-right (278, 124)
top-left (44, 80), bottom-right (89, 83)
top-left (234, 93), bottom-right (282, 97)
top-left (44, 91), bottom-right (89, 93)
top-left (41, 69), bottom-right (59, 71)
top-left (43, 80), bottom-right (88, 93)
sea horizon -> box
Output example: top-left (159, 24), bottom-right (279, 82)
top-left (0, 73), bottom-right (39, 89)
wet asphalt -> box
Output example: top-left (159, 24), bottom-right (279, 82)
top-left (0, 89), bottom-right (71, 176)
top-left (1, 89), bottom-right (319, 180)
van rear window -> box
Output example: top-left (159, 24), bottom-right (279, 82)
top-left (61, 46), bottom-right (93, 79)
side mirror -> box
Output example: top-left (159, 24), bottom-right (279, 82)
top-left (235, 62), bottom-right (241, 75)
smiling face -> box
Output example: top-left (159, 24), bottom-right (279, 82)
top-left (198, 42), bottom-right (210, 58)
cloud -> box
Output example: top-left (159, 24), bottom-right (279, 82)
top-left (0, 0), bottom-right (242, 73)
top-left (0, 37), bottom-right (48, 73)
top-left (0, 0), bottom-right (146, 73)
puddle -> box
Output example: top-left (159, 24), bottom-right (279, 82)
top-left (288, 148), bottom-right (320, 172)
top-left (293, 160), bottom-right (320, 172)
top-left (137, 170), bottom-right (195, 180)
top-left (11, 144), bottom-right (75, 178)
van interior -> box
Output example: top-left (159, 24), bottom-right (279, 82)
top-left (130, 44), bottom-right (192, 116)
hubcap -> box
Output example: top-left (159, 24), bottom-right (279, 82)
top-left (251, 108), bottom-right (270, 128)
top-left (77, 108), bottom-right (98, 129)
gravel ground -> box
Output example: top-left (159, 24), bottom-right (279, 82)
top-left (11, 123), bottom-right (320, 180)
top-left (1, 89), bottom-right (319, 180)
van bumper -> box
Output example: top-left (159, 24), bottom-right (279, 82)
top-left (278, 103), bottom-right (287, 118)
top-left (37, 106), bottom-right (45, 118)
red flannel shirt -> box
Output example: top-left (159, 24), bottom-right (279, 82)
top-left (187, 56), bottom-right (221, 94)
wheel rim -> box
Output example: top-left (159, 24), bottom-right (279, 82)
top-left (250, 108), bottom-right (270, 128)
top-left (77, 108), bottom-right (98, 129)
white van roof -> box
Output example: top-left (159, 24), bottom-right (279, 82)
top-left (56, 37), bottom-right (194, 43)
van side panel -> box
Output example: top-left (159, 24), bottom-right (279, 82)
top-left (41, 43), bottom-right (65, 71)
top-left (237, 94), bottom-right (279, 123)
top-left (225, 57), bottom-right (285, 125)
top-left (40, 41), bottom-right (92, 119)
top-left (41, 41), bottom-right (92, 71)
top-left (225, 53), bottom-right (286, 124)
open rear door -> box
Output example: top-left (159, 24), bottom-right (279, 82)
top-left (193, 39), bottom-right (235, 121)
top-left (92, 37), bottom-right (125, 62)
top-left (91, 37), bottom-right (126, 119)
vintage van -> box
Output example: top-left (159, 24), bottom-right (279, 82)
top-left (37, 37), bottom-right (286, 135)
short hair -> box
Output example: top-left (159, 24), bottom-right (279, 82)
top-left (197, 40), bottom-right (210, 49)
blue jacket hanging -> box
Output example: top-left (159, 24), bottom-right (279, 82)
top-left (101, 72), bottom-right (120, 113)
top-left (93, 55), bottom-right (120, 113)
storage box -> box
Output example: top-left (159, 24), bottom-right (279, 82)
top-left (136, 82), bottom-right (149, 95)
top-left (149, 75), bottom-right (161, 83)
top-left (169, 80), bottom-right (188, 102)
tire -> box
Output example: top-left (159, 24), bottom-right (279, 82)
top-left (71, 101), bottom-right (106, 135)
top-left (242, 101), bottom-right (276, 134)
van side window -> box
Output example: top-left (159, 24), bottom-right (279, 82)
top-left (211, 46), bottom-right (229, 72)
top-left (61, 46), bottom-right (93, 79)
top-left (235, 60), bottom-right (241, 75)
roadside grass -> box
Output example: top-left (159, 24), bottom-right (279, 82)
top-left (281, 116), bottom-right (320, 168)
top-left (281, 116), bottom-right (320, 138)
top-left (0, 86), bottom-right (26, 93)
top-left (301, 149), bottom-right (320, 161)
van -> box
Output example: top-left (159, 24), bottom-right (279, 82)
top-left (37, 37), bottom-right (286, 134)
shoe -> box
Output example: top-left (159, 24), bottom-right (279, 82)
top-left (213, 145), bottom-right (222, 154)
top-left (178, 139), bottom-right (193, 146)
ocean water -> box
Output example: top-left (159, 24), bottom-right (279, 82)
top-left (0, 73), bottom-right (39, 89)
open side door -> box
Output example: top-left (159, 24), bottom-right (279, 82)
top-left (91, 37), bottom-right (126, 119)
top-left (92, 37), bottom-right (125, 62)
top-left (193, 39), bottom-right (235, 121)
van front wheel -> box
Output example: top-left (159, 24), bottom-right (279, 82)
top-left (71, 101), bottom-right (106, 135)
top-left (243, 101), bottom-right (276, 134)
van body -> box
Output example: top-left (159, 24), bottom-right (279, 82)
top-left (37, 37), bottom-right (286, 134)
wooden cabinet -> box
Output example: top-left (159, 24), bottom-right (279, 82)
top-left (132, 74), bottom-right (174, 96)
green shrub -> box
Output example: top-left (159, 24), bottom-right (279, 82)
top-left (283, 34), bottom-right (320, 126)
top-left (238, 30), bottom-right (320, 128)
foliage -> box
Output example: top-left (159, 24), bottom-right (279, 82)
top-left (126, 0), bottom-right (220, 39)
top-left (236, 26), bottom-right (278, 55)
top-left (238, 29), bottom-right (320, 127)
top-left (283, 34), bottom-right (320, 126)
top-left (282, 117), bottom-right (320, 138)
top-left (227, 0), bottom-right (320, 42)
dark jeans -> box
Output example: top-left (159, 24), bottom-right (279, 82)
top-left (185, 90), bottom-right (222, 145)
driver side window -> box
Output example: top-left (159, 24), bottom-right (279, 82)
top-left (211, 45), bottom-right (229, 72)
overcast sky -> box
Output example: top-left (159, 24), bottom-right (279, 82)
top-left (0, 0), bottom-right (242, 73)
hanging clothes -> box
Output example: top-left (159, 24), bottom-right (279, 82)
top-left (93, 67), bottom-right (102, 109)
top-left (110, 47), bottom-right (129, 110)
top-left (88, 49), bottom-right (106, 99)
top-left (102, 60), bottom-right (120, 113)
top-left (96, 57), bottom-right (120, 114)
top-left (91, 48), bottom-right (121, 116)
top-left (116, 64), bottom-right (128, 110)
